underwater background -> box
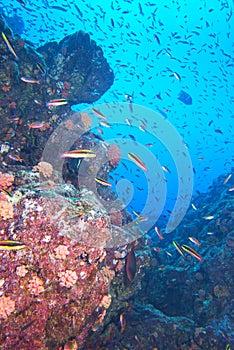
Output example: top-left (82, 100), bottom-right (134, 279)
top-left (0, 0), bottom-right (233, 349)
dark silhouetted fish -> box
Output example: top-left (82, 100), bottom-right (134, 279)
top-left (125, 246), bottom-right (136, 281)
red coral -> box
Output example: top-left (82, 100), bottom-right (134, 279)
top-left (108, 144), bottom-right (121, 167)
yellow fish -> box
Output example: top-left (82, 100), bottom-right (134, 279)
top-left (60, 149), bottom-right (96, 159)
top-left (1, 32), bottom-right (19, 60)
top-left (0, 240), bottom-right (26, 251)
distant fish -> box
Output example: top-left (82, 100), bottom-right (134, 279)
top-left (223, 174), bottom-right (232, 184)
top-left (203, 215), bottom-right (214, 220)
top-left (154, 34), bottom-right (160, 44)
top-left (161, 165), bottom-right (171, 173)
top-left (125, 246), bottom-right (136, 281)
top-left (92, 108), bottom-right (107, 120)
top-left (177, 90), bottom-right (192, 105)
top-left (173, 72), bottom-right (181, 81)
top-left (188, 237), bottom-right (201, 246)
top-left (99, 120), bottom-right (111, 128)
top-left (191, 203), bottom-right (198, 210)
top-left (16, 0), bottom-right (26, 6)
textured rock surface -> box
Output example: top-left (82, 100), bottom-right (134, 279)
top-left (0, 16), bottom-right (114, 167)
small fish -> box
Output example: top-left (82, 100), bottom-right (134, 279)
top-left (99, 120), bottom-right (111, 128)
top-left (166, 251), bottom-right (172, 257)
top-left (36, 62), bottom-right (46, 74)
top-left (120, 312), bottom-right (126, 333)
top-left (154, 34), bottom-right (160, 44)
top-left (20, 77), bottom-right (40, 84)
top-left (153, 247), bottom-right (161, 252)
top-left (92, 108), bottom-right (107, 120)
top-left (223, 174), bottom-right (232, 184)
top-left (125, 118), bottom-right (132, 126)
top-left (133, 210), bottom-right (140, 217)
top-left (128, 153), bottom-right (147, 172)
top-left (16, 0), bottom-right (26, 6)
top-left (162, 165), bottom-right (171, 173)
top-left (46, 98), bottom-right (68, 107)
top-left (203, 215), bottom-right (214, 220)
top-left (0, 240), bottom-right (26, 251)
top-left (28, 121), bottom-right (46, 129)
top-left (8, 154), bottom-right (23, 162)
top-left (173, 72), bottom-right (181, 81)
top-left (181, 244), bottom-right (202, 262)
top-left (173, 241), bottom-right (185, 257)
top-left (228, 186), bottom-right (234, 192)
top-left (188, 237), bottom-right (201, 246)
top-left (125, 246), bottom-right (136, 281)
top-left (191, 203), bottom-right (198, 210)
top-left (1, 32), bottom-right (19, 60)
top-left (60, 149), bottom-right (96, 159)
top-left (95, 177), bottom-right (112, 187)
top-left (134, 335), bottom-right (144, 348)
top-left (155, 226), bottom-right (163, 239)
top-left (221, 331), bottom-right (230, 343)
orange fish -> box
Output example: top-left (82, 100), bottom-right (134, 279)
top-left (155, 226), bottom-right (164, 239)
top-left (120, 312), bottom-right (126, 333)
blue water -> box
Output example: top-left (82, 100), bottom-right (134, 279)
top-left (2, 0), bottom-right (233, 230)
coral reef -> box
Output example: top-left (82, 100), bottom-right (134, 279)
top-left (0, 16), bottom-right (114, 168)
top-left (0, 199), bottom-right (14, 220)
top-left (84, 172), bottom-right (234, 349)
top-left (107, 144), bottom-right (121, 167)
top-left (0, 169), bottom-right (143, 349)
top-left (0, 171), bottom-right (14, 190)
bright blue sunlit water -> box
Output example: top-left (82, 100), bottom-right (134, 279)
top-left (2, 0), bottom-right (233, 230)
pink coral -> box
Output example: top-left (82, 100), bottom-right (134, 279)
top-left (28, 276), bottom-right (45, 295)
top-left (58, 270), bottom-right (78, 288)
top-left (80, 112), bottom-right (92, 129)
top-left (0, 295), bottom-right (15, 319)
top-left (0, 172), bottom-right (14, 190)
top-left (54, 245), bottom-right (69, 259)
top-left (0, 200), bottom-right (14, 220)
top-left (16, 265), bottom-right (28, 277)
top-left (108, 144), bottom-right (121, 167)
